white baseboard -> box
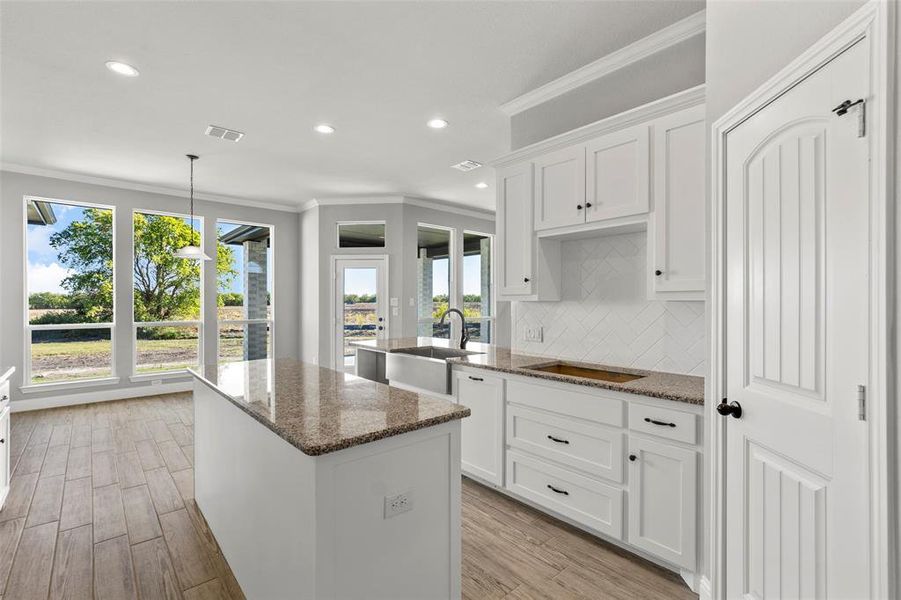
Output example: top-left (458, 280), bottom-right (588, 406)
top-left (10, 380), bottom-right (192, 412)
top-left (698, 575), bottom-right (712, 600)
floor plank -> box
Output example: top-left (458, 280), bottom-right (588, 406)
top-left (135, 439), bottom-right (165, 471)
top-left (65, 446), bottom-right (92, 481)
top-left (25, 474), bottom-right (65, 528)
top-left (0, 518), bottom-right (25, 596)
top-left (50, 524), bottom-right (93, 600)
top-left (122, 485), bottom-right (163, 544)
top-left (93, 535), bottom-right (137, 600)
top-left (91, 451), bottom-right (119, 488)
top-left (183, 578), bottom-right (226, 600)
top-left (132, 537), bottom-right (184, 600)
top-left (145, 467), bottom-right (184, 515)
top-left (158, 440), bottom-right (191, 472)
top-left (116, 451), bottom-right (147, 489)
top-left (93, 484), bottom-right (127, 543)
top-left (5, 520), bottom-right (57, 599)
top-left (0, 473), bottom-right (39, 523)
top-left (159, 508), bottom-right (217, 590)
top-left (59, 477), bottom-right (93, 532)
top-left (41, 444), bottom-right (70, 479)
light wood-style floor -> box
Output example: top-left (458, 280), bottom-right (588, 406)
top-left (0, 393), bottom-right (695, 600)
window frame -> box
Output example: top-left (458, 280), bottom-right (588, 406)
top-left (415, 222), bottom-right (456, 340)
top-left (336, 220), bottom-right (387, 249)
top-left (131, 208), bottom-right (205, 376)
top-left (22, 195), bottom-right (118, 388)
top-left (215, 218), bottom-right (276, 364)
top-left (462, 229), bottom-right (496, 344)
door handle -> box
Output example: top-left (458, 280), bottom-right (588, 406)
top-left (716, 400), bottom-right (742, 419)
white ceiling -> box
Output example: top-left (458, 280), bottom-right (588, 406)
top-left (1, 1), bottom-right (703, 211)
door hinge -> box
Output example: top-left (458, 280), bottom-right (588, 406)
top-left (857, 384), bottom-right (867, 421)
top-left (832, 98), bottom-right (866, 138)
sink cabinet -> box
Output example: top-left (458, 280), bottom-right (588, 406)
top-left (453, 369), bottom-right (504, 486)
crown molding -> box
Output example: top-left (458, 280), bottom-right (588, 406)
top-left (303, 195), bottom-right (495, 220)
top-left (492, 84), bottom-right (705, 168)
top-left (499, 10), bottom-right (705, 116)
top-left (1, 162), bottom-right (299, 213)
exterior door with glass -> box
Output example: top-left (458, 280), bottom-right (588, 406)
top-left (334, 257), bottom-right (388, 371)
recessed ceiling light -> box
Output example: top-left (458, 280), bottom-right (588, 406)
top-left (475, 182), bottom-right (489, 189)
top-left (314, 124), bottom-right (336, 134)
top-left (427, 118), bottom-right (449, 129)
top-left (105, 61), bottom-right (139, 77)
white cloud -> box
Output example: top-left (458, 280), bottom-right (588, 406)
top-left (27, 261), bottom-right (73, 294)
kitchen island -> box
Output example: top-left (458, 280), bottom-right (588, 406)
top-left (189, 358), bottom-right (469, 600)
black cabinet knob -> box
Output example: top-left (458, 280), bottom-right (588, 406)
top-left (655, 270), bottom-right (663, 276)
top-left (523, 277), bottom-right (530, 283)
top-left (629, 454), bottom-right (637, 462)
top-left (585, 202), bottom-right (592, 208)
top-left (576, 204), bottom-right (583, 210)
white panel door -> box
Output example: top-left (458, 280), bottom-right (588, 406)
top-left (585, 124), bottom-right (649, 223)
top-left (724, 38), bottom-right (871, 598)
top-left (333, 257), bottom-right (387, 372)
top-left (455, 371), bottom-right (504, 485)
top-left (533, 145), bottom-right (586, 231)
top-left (627, 436), bottom-right (697, 569)
top-left (650, 105), bottom-right (706, 298)
top-left (497, 163), bottom-right (534, 296)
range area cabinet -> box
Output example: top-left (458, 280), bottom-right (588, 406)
top-left (0, 373), bottom-right (11, 509)
top-left (454, 364), bottom-right (703, 582)
top-left (494, 86), bottom-right (706, 302)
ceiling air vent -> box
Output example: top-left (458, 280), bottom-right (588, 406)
top-left (451, 160), bottom-right (482, 172)
top-left (205, 125), bottom-right (245, 142)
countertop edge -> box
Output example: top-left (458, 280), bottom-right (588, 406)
top-left (187, 368), bottom-right (471, 456)
top-left (447, 360), bottom-right (704, 406)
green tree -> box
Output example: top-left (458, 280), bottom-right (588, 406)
top-left (50, 211), bottom-right (237, 323)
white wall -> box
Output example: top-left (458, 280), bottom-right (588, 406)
top-left (510, 34), bottom-right (705, 149)
top-left (298, 199), bottom-right (498, 367)
top-left (0, 170), bottom-right (300, 404)
top-left (512, 233), bottom-right (705, 376)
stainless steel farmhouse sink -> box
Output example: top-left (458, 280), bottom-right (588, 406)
top-left (385, 346), bottom-right (483, 395)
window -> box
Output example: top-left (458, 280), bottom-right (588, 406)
top-left (217, 221), bottom-right (273, 363)
top-left (416, 224), bottom-right (453, 338)
top-left (25, 197), bottom-right (115, 384)
top-left (337, 222), bottom-right (386, 248)
top-left (462, 232), bottom-right (493, 343)
top-left (133, 211), bottom-right (203, 374)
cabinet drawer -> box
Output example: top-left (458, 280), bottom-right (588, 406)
top-left (506, 450), bottom-right (623, 539)
top-left (506, 379), bottom-right (624, 427)
top-left (507, 404), bottom-right (623, 483)
top-left (628, 402), bottom-right (697, 445)
top-left (0, 379), bottom-right (9, 408)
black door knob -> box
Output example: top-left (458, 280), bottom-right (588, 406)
top-left (628, 454), bottom-right (637, 462)
top-left (655, 270), bottom-right (663, 276)
top-left (716, 400), bottom-right (742, 419)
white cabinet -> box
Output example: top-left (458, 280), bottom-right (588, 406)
top-left (586, 124), bottom-right (650, 223)
top-left (627, 436), bottom-right (697, 570)
top-left (649, 105), bottom-right (706, 300)
top-left (454, 370), bottom-right (504, 485)
top-left (0, 406), bottom-right (9, 510)
top-left (534, 145), bottom-right (586, 231)
top-left (496, 163), bottom-right (534, 296)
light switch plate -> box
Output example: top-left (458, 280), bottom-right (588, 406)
top-left (523, 326), bottom-right (543, 343)
top-left (390, 297), bottom-right (399, 307)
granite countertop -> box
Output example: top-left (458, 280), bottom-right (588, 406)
top-left (353, 338), bottom-right (704, 405)
top-left (189, 358), bottom-right (469, 456)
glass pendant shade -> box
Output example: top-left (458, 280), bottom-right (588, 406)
top-left (174, 154), bottom-right (212, 261)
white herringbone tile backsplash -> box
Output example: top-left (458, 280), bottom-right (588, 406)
top-left (512, 232), bottom-right (706, 376)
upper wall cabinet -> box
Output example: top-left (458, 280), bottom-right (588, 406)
top-left (585, 124), bottom-right (650, 223)
top-left (497, 163), bottom-right (535, 296)
top-left (648, 105), bottom-right (706, 300)
top-left (534, 145), bottom-right (586, 230)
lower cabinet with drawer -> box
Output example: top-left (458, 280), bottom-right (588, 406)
top-left (455, 366), bottom-right (703, 583)
top-left (0, 405), bottom-right (9, 509)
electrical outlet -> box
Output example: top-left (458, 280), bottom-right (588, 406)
top-left (384, 491), bottom-right (413, 519)
top-left (523, 326), bottom-right (543, 343)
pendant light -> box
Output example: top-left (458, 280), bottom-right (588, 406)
top-left (173, 154), bottom-right (211, 261)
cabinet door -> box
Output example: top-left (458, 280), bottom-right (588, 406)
top-left (533, 145), bottom-right (586, 231)
top-left (497, 163), bottom-right (534, 296)
top-left (585, 124), bottom-right (649, 222)
top-left (0, 407), bottom-right (9, 509)
top-left (454, 371), bottom-right (504, 485)
top-left (627, 436), bottom-right (697, 570)
top-left (649, 105), bottom-right (706, 298)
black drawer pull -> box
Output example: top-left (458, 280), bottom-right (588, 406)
top-left (468, 376), bottom-right (484, 382)
top-left (546, 435), bottom-right (570, 445)
top-left (644, 417), bottom-right (676, 428)
top-left (546, 484), bottom-right (569, 496)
